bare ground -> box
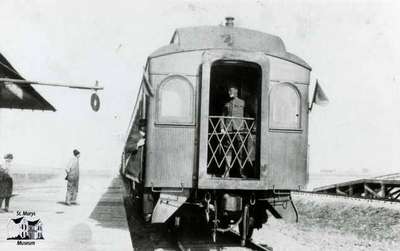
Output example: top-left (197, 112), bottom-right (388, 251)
top-left (253, 194), bottom-right (400, 251)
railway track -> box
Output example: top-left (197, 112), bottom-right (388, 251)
top-left (174, 229), bottom-right (272, 251)
top-left (292, 190), bottom-right (400, 205)
top-left (125, 196), bottom-right (273, 250)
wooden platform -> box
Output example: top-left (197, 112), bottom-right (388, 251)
top-left (0, 173), bottom-right (132, 251)
top-left (314, 178), bottom-right (400, 201)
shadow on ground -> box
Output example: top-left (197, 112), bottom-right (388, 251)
top-left (120, 176), bottom-right (175, 250)
top-left (89, 177), bottom-right (129, 230)
top-left (89, 176), bottom-right (251, 250)
top-left (120, 176), bottom-right (245, 250)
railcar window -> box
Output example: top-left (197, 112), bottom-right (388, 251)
top-left (157, 76), bottom-right (194, 124)
top-left (269, 83), bottom-right (301, 130)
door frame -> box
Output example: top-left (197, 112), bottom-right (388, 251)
top-left (197, 50), bottom-right (271, 190)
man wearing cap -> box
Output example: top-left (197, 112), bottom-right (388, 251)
top-left (123, 119), bottom-right (153, 222)
top-left (65, 149), bottom-right (80, 205)
top-left (0, 154), bottom-right (14, 212)
top-left (124, 121), bottom-right (146, 183)
top-left (220, 85), bottom-right (246, 178)
top-left (2, 153), bottom-right (13, 174)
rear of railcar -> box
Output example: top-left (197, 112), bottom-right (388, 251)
top-left (122, 20), bottom-right (311, 242)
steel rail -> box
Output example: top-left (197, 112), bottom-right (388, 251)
top-left (228, 230), bottom-right (273, 251)
top-left (174, 228), bottom-right (273, 251)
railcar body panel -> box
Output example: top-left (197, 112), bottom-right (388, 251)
top-left (144, 52), bottom-right (310, 190)
top-left (266, 82), bottom-right (309, 189)
top-left (269, 57), bottom-right (310, 84)
top-left (140, 24), bottom-right (311, 191)
top-left (144, 71), bottom-right (198, 188)
top-left (122, 21), bottom-right (316, 234)
top-left (198, 50), bottom-right (270, 190)
top-left (150, 51), bottom-right (202, 75)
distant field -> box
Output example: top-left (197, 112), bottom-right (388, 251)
top-left (7, 165), bottom-right (393, 191)
top-left (8, 164), bottom-right (114, 188)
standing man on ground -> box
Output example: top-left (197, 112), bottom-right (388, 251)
top-left (65, 149), bottom-right (80, 206)
top-left (2, 153), bottom-right (13, 174)
top-left (0, 153), bottom-right (14, 212)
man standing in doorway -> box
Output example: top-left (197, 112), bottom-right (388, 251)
top-left (65, 149), bottom-right (80, 205)
top-left (221, 85), bottom-right (246, 177)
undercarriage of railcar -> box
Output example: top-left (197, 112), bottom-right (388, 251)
top-left (125, 184), bottom-right (299, 246)
top-left (173, 189), bottom-right (298, 245)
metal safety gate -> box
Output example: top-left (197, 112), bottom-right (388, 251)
top-left (207, 115), bottom-right (256, 178)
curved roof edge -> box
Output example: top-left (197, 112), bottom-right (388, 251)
top-left (149, 25), bottom-right (311, 70)
top-left (0, 52), bottom-right (56, 111)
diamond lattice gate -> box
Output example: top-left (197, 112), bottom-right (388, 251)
top-left (207, 116), bottom-right (256, 178)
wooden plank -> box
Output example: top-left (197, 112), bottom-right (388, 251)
top-left (389, 189), bottom-right (400, 199)
top-left (335, 186), bottom-right (347, 196)
top-left (364, 183), bottom-right (378, 197)
top-left (315, 179), bottom-right (400, 192)
top-left (314, 179), bottom-right (367, 191)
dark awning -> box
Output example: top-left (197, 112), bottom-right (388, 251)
top-left (0, 53), bottom-right (56, 111)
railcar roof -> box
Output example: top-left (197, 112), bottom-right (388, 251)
top-left (149, 25), bottom-right (311, 70)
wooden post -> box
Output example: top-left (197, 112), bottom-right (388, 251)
top-left (364, 184), bottom-right (378, 198)
top-left (335, 186), bottom-right (347, 196)
top-left (379, 183), bottom-right (386, 198)
top-left (363, 183), bottom-right (367, 197)
top-left (348, 186), bottom-right (353, 196)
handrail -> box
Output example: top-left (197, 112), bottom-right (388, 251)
top-left (209, 115), bottom-right (255, 120)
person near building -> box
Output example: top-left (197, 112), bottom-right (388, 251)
top-left (0, 153), bottom-right (14, 212)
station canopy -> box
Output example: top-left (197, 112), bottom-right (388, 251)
top-left (0, 52), bottom-right (55, 111)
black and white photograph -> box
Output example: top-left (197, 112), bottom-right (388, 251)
top-left (1, 0), bottom-right (400, 250)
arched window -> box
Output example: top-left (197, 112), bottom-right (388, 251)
top-left (157, 76), bottom-right (194, 124)
top-left (269, 83), bottom-right (301, 130)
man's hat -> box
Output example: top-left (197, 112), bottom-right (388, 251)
top-left (73, 149), bottom-right (80, 156)
top-left (4, 153), bottom-right (13, 160)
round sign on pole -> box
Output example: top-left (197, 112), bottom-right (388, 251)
top-left (90, 93), bottom-right (100, 112)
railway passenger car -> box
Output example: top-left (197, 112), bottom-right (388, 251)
top-left (121, 17), bottom-right (312, 245)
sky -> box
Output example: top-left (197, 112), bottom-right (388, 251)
top-left (0, 0), bottom-right (400, 175)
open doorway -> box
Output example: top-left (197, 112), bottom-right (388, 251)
top-left (206, 60), bottom-right (262, 179)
